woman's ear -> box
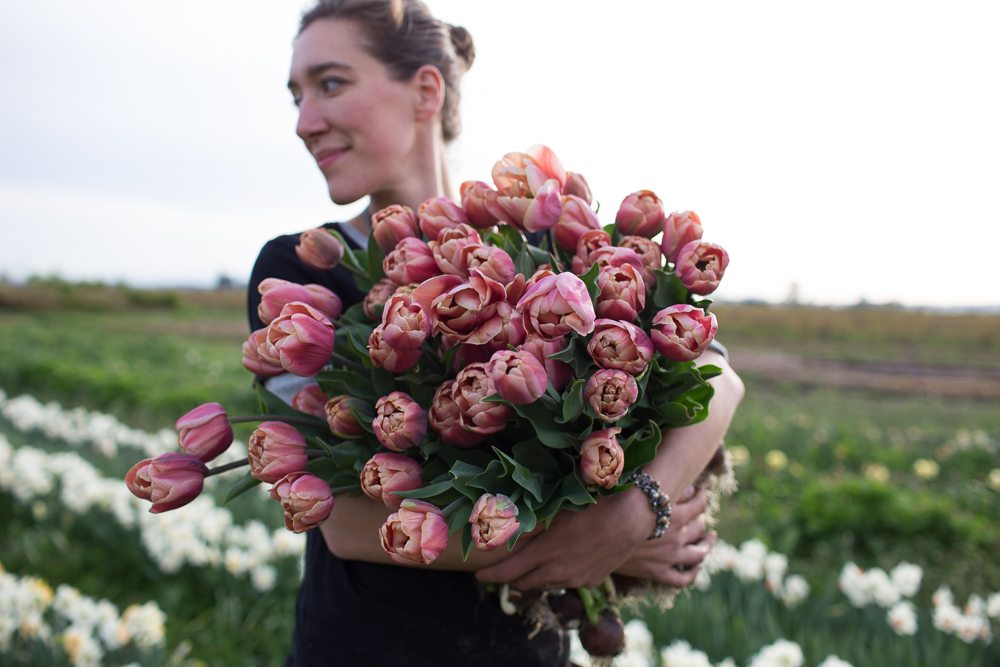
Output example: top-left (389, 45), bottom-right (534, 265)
top-left (412, 64), bottom-right (445, 122)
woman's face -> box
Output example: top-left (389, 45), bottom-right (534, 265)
top-left (288, 19), bottom-right (423, 206)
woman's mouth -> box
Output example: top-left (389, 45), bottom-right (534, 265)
top-left (315, 147), bottom-right (349, 169)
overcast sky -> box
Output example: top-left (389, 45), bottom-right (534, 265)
top-left (2, 1), bottom-right (998, 307)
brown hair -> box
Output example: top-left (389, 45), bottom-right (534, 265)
top-left (299, 0), bottom-right (475, 143)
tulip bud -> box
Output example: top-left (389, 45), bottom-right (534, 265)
top-left (515, 272), bottom-right (596, 341)
top-left (586, 319), bottom-right (654, 375)
top-left (264, 302), bottom-right (336, 377)
top-left (571, 229), bottom-right (612, 274)
top-left (470, 493), bottom-right (520, 551)
top-left (380, 499), bottom-right (449, 565)
top-left (617, 235), bottom-right (662, 287)
top-left (381, 293), bottom-right (431, 351)
top-left (661, 211), bottom-right (703, 264)
top-left (651, 304), bottom-right (718, 362)
top-left (125, 453), bottom-right (208, 513)
top-left (579, 428), bottom-right (625, 489)
top-left (373, 392), bottom-right (427, 452)
top-left (270, 471), bottom-right (334, 533)
top-left (291, 384), bottom-right (328, 418)
top-left (325, 395), bottom-right (370, 439)
top-left (429, 224), bottom-right (482, 276)
top-left (241, 329), bottom-right (284, 377)
top-left (248, 421), bottom-right (308, 483)
top-left (452, 362), bottom-right (512, 437)
top-left (553, 195), bottom-right (602, 252)
top-left (460, 180), bottom-right (501, 228)
top-left (428, 380), bottom-right (485, 448)
top-left (595, 263), bottom-right (646, 321)
top-left (521, 178), bottom-right (563, 232)
top-left (615, 190), bottom-right (666, 238)
top-left (363, 278), bottom-right (399, 321)
top-left (462, 244), bottom-right (517, 285)
top-left (487, 349), bottom-right (548, 405)
top-left (295, 227), bottom-right (345, 270)
top-left (584, 369), bottom-right (639, 422)
top-left (302, 283), bottom-right (343, 321)
top-left (519, 335), bottom-right (573, 393)
top-left (675, 241), bottom-right (729, 295)
top-left (257, 278), bottom-right (312, 325)
top-left (383, 237), bottom-right (439, 285)
top-left (368, 325), bottom-right (422, 373)
top-left (360, 452), bottom-right (423, 509)
top-left (563, 171), bottom-right (592, 204)
top-left (371, 204), bottom-right (419, 252)
top-left (418, 196), bottom-right (469, 240)
top-left (175, 402), bottom-right (233, 463)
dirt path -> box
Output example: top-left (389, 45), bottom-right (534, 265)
top-left (730, 347), bottom-right (1000, 400)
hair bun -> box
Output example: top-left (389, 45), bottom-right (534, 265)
top-left (448, 24), bottom-right (475, 70)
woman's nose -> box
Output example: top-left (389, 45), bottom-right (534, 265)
top-left (296, 97), bottom-right (328, 141)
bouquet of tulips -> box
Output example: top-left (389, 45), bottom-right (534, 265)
top-left (124, 145), bottom-right (730, 658)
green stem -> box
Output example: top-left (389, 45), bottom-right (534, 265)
top-left (440, 498), bottom-right (467, 518)
top-left (329, 351), bottom-right (366, 374)
top-left (601, 575), bottom-right (618, 604)
top-left (229, 414), bottom-right (322, 427)
top-left (577, 586), bottom-right (601, 625)
top-left (205, 458), bottom-right (249, 478)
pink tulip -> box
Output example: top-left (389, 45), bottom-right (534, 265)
top-left (381, 293), bottom-right (431, 351)
top-left (584, 369), bottom-right (639, 422)
top-left (372, 204), bottom-right (419, 252)
top-left (563, 171), bottom-right (593, 204)
top-left (553, 195), bottom-right (602, 252)
top-left (368, 325), bottom-right (422, 373)
top-left (125, 453), bottom-right (208, 513)
top-left (595, 263), bottom-right (646, 321)
top-left (515, 272), bottom-right (596, 341)
top-left (462, 244), bottom-right (516, 285)
top-left (651, 304), bottom-right (719, 362)
top-left (484, 300), bottom-right (526, 351)
top-left (571, 229), bottom-right (613, 274)
top-left (487, 349), bottom-right (548, 405)
top-left (383, 237), bottom-right (439, 285)
top-left (452, 362), bottom-right (512, 436)
top-left (295, 227), bottom-right (345, 270)
top-left (470, 493), bottom-right (521, 551)
top-left (521, 178), bottom-right (563, 232)
top-left (248, 421), bottom-right (308, 483)
top-left (373, 392), bottom-right (427, 452)
top-left (291, 384), bottom-right (328, 418)
top-left (324, 395), bottom-right (369, 439)
top-left (587, 319), bottom-right (654, 375)
top-left (675, 241), bottom-right (729, 295)
top-left (579, 428), bottom-right (625, 489)
top-left (257, 278), bottom-right (312, 325)
top-left (360, 452), bottom-right (423, 509)
top-left (492, 152), bottom-right (539, 198)
top-left (661, 211), bottom-right (703, 264)
top-left (429, 224), bottom-right (482, 276)
top-left (241, 329), bottom-right (284, 377)
top-left (589, 245), bottom-right (645, 274)
top-left (363, 278), bottom-right (399, 321)
top-left (302, 283), bottom-right (343, 321)
top-left (380, 498), bottom-right (449, 565)
top-left (428, 380), bottom-right (485, 447)
top-left (460, 180), bottom-right (502, 228)
top-left (175, 402), bottom-right (233, 463)
top-left (430, 269), bottom-right (508, 346)
top-left (615, 190), bottom-right (666, 238)
top-left (617, 235), bottom-right (662, 287)
top-left (264, 302), bottom-right (335, 377)
top-left (270, 471), bottom-right (334, 533)
top-left (526, 145), bottom-right (568, 190)
top-left (418, 196), bottom-right (469, 240)
top-left (519, 335), bottom-right (573, 392)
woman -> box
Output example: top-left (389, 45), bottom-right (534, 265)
top-left (248, 1), bottom-right (744, 664)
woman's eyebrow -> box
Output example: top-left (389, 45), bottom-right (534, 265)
top-left (287, 61), bottom-right (354, 90)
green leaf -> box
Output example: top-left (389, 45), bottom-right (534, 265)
top-left (515, 245), bottom-right (538, 278)
top-left (224, 473), bottom-right (262, 503)
top-left (371, 368), bottom-right (396, 397)
top-left (394, 479), bottom-right (456, 499)
top-left (493, 448), bottom-right (544, 502)
top-left (329, 441), bottom-right (373, 470)
top-left (578, 261), bottom-right (601, 301)
top-left (511, 440), bottom-right (563, 477)
top-left (449, 460), bottom-right (486, 481)
top-left (468, 459), bottom-right (507, 493)
top-left (461, 524), bottom-right (474, 560)
top-left (316, 368), bottom-right (377, 402)
top-left (623, 420), bottom-right (662, 471)
top-left (366, 230), bottom-right (386, 284)
top-left (510, 401), bottom-right (576, 449)
top-left (559, 378), bottom-right (585, 424)
top-left (652, 269), bottom-right (689, 309)
top-left (448, 501), bottom-right (474, 536)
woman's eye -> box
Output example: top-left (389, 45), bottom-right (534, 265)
top-left (320, 77), bottom-right (345, 94)
top-left (291, 96), bottom-right (302, 108)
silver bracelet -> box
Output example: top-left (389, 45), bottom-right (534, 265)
top-left (626, 469), bottom-right (671, 540)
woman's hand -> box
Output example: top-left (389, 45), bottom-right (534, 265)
top-left (474, 485), bottom-right (651, 590)
top-left (615, 483), bottom-right (716, 588)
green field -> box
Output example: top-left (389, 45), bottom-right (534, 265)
top-left (1, 281), bottom-right (997, 666)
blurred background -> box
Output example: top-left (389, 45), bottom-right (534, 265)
top-left (1, 1), bottom-right (998, 666)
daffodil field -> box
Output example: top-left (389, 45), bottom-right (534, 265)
top-left (1, 282), bottom-right (998, 666)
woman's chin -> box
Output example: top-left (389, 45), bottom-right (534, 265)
top-left (327, 183), bottom-right (366, 207)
